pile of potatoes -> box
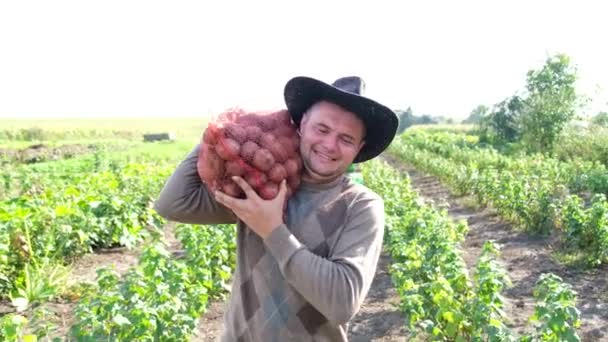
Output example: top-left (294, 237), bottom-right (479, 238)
top-left (197, 108), bottom-right (303, 200)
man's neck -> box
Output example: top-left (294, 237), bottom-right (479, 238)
top-left (301, 172), bottom-right (345, 185)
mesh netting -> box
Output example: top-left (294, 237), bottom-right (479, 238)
top-left (197, 108), bottom-right (302, 200)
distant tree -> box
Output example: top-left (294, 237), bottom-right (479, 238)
top-left (519, 54), bottom-right (579, 153)
top-left (479, 96), bottom-right (524, 145)
top-left (591, 111), bottom-right (608, 127)
top-left (463, 105), bottom-right (489, 124)
top-left (418, 115), bottom-right (435, 125)
top-left (395, 107), bottom-right (414, 134)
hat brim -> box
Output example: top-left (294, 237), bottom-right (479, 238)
top-left (284, 76), bottom-right (398, 163)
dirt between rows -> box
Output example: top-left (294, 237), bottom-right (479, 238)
top-left (382, 154), bottom-right (608, 341)
top-left (0, 143), bottom-right (96, 164)
top-left (0, 225), bottom-right (183, 339)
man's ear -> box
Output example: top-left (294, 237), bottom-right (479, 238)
top-left (298, 112), bottom-right (309, 134)
top-left (301, 112), bottom-right (309, 125)
top-left (357, 140), bottom-right (365, 154)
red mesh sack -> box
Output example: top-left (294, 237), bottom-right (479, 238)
top-left (197, 108), bottom-right (302, 200)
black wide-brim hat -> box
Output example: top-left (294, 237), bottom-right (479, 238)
top-left (284, 76), bottom-right (398, 163)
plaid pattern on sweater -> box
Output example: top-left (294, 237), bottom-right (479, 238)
top-left (154, 145), bottom-right (385, 341)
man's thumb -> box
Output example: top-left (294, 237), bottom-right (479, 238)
top-left (279, 179), bottom-right (288, 198)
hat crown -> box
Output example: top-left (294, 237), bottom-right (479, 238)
top-left (331, 76), bottom-right (366, 96)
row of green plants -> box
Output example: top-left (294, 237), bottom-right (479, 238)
top-left (2, 148), bottom-right (116, 201)
top-left (552, 124), bottom-right (608, 167)
top-left (402, 130), bottom-right (608, 196)
top-left (70, 223), bottom-right (235, 341)
top-left (393, 131), bottom-right (608, 266)
top-left (0, 127), bottom-right (142, 142)
top-left (362, 159), bottom-right (581, 341)
top-left (0, 155), bottom-right (175, 299)
top-left (0, 141), bottom-right (140, 167)
top-left (1, 223), bottom-right (236, 341)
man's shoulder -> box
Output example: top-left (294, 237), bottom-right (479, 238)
top-left (341, 177), bottom-right (383, 205)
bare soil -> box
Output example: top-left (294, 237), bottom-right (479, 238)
top-left (383, 154), bottom-right (608, 341)
top-left (348, 251), bottom-right (409, 341)
top-left (0, 224), bottom-right (182, 339)
top-left (0, 143), bottom-right (96, 164)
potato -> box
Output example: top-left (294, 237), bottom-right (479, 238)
top-left (294, 154), bottom-right (303, 170)
top-left (252, 148), bottom-right (275, 172)
top-left (292, 135), bottom-right (300, 149)
top-left (215, 138), bottom-right (240, 161)
top-left (221, 179), bottom-right (243, 198)
top-left (258, 115), bottom-right (277, 132)
top-left (224, 123), bottom-right (247, 144)
top-left (271, 109), bottom-right (292, 127)
top-left (245, 171), bottom-right (267, 189)
top-left (273, 125), bottom-right (296, 138)
top-left (259, 182), bottom-right (279, 200)
top-left (225, 160), bottom-right (246, 177)
top-left (198, 108), bottom-right (302, 203)
top-left (240, 141), bottom-right (259, 162)
top-left (235, 113), bottom-right (260, 126)
top-left (278, 136), bottom-right (296, 153)
top-left (268, 164), bottom-right (287, 183)
top-left (203, 124), bottom-right (219, 144)
top-left (287, 175), bottom-right (301, 189)
top-left (197, 143), bottom-right (224, 191)
top-left (245, 126), bottom-right (263, 142)
top-left (260, 133), bottom-right (277, 148)
top-left (284, 158), bottom-right (299, 176)
top-left (260, 133), bottom-right (288, 163)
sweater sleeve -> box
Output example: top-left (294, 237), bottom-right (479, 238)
top-left (263, 193), bottom-right (385, 325)
top-left (153, 144), bottom-right (237, 225)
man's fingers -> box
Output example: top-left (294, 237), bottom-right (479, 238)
top-left (215, 190), bottom-right (244, 210)
top-left (232, 176), bottom-right (259, 199)
top-left (214, 190), bottom-right (231, 206)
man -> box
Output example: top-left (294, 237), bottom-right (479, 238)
top-left (154, 76), bottom-right (398, 341)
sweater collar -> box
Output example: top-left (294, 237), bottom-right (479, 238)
top-left (299, 174), bottom-right (347, 192)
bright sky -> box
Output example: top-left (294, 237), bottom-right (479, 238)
top-left (1, 0), bottom-right (606, 120)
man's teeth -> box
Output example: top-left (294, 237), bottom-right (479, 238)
top-left (316, 151), bottom-right (333, 161)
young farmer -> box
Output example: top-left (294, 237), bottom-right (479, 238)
top-left (154, 76), bottom-right (398, 341)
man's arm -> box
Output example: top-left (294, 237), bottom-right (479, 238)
top-left (154, 144), bottom-right (237, 225)
top-left (263, 193), bottom-right (384, 324)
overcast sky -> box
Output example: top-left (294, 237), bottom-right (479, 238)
top-left (0, 0), bottom-right (606, 120)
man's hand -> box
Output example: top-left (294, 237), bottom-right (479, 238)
top-left (214, 176), bottom-right (288, 239)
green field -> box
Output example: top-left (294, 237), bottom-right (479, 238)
top-left (1, 118), bottom-right (208, 146)
top-left (1, 119), bottom-right (604, 341)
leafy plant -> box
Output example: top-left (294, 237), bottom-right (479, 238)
top-left (524, 273), bottom-right (581, 341)
top-left (11, 260), bottom-right (69, 308)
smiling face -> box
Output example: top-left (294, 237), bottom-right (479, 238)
top-left (298, 101), bottom-right (366, 184)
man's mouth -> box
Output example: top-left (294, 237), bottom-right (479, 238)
top-left (313, 149), bottom-right (336, 162)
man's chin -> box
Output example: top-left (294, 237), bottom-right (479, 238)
top-left (305, 166), bottom-right (343, 180)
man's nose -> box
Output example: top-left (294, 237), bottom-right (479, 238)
top-left (320, 134), bottom-right (339, 152)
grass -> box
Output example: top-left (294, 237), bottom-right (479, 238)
top-left (0, 138), bottom-right (137, 149)
top-left (408, 124), bottom-right (476, 134)
top-left (0, 118), bottom-right (209, 143)
top-left (107, 139), bottom-right (198, 164)
top-left (1, 139), bottom-right (197, 200)
top-left (1, 117), bottom-right (203, 173)
top-left (552, 249), bottom-right (593, 270)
